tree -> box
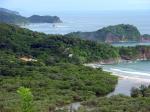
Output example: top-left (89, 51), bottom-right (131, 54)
top-left (17, 87), bottom-right (34, 112)
top-left (131, 87), bottom-right (141, 97)
top-left (139, 85), bottom-right (147, 97)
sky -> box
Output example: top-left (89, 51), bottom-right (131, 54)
top-left (0, 0), bottom-right (150, 15)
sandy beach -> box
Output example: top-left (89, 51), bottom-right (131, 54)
top-left (85, 63), bottom-right (150, 96)
top-left (108, 76), bottom-right (150, 96)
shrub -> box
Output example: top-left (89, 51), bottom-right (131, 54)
top-left (17, 87), bottom-right (34, 112)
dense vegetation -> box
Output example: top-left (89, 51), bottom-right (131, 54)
top-left (141, 34), bottom-right (150, 42)
top-left (0, 23), bottom-right (120, 64)
top-left (28, 15), bottom-right (62, 23)
top-left (0, 8), bottom-right (62, 24)
top-left (0, 23), bottom-right (118, 111)
top-left (0, 8), bottom-right (20, 15)
top-left (17, 87), bottom-right (34, 112)
top-left (67, 24), bottom-right (141, 42)
top-left (119, 46), bottom-right (150, 60)
top-left (69, 85), bottom-right (150, 112)
top-left (76, 95), bottom-right (150, 112)
top-left (0, 10), bottom-right (28, 24)
top-left (131, 85), bottom-right (150, 97)
top-left (1, 23), bottom-right (150, 112)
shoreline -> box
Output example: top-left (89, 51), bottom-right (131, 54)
top-left (104, 68), bottom-right (150, 96)
top-left (85, 63), bottom-right (150, 96)
top-left (104, 68), bottom-right (150, 83)
top-left (107, 75), bottom-right (150, 96)
top-left (57, 63), bottom-right (150, 111)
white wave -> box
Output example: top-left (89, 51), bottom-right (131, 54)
top-left (53, 25), bottom-right (69, 28)
top-left (84, 64), bottom-right (102, 68)
top-left (84, 63), bottom-right (150, 83)
top-left (118, 75), bottom-right (150, 83)
top-left (105, 68), bottom-right (150, 83)
top-left (110, 68), bottom-right (150, 77)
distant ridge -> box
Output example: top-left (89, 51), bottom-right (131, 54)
top-left (0, 8), bottom-right (62, 24)
top-left (28, 15), bottom-right (62, 23)
top-left (66, 24), bottom-right (150, 43)
top-left (0, 8), bottom-right (28, 24)
top-left (0, 8), bottom-right (20, 15)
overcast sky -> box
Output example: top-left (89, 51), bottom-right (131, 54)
top-left (0, 0), bottom-right (150, 15)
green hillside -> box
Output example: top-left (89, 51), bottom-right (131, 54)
top-left (0, 23), bottom-right (120, 64)
top-left (0, 8), bottom-right (62, 24)
top-left (76, 95), bottom-right (150, 112)
top-left (67, 24), bottom-right (141, 42)
top-left (0, 10), bottom-right (28, 24)
top-left (0, 23), bottom-right (118, 111)
top-left (28, 15), bottom-right (62, 23)
top-left (1, 23), bottom-right (150, 112)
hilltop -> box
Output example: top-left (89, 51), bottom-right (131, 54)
top-left (0, 8), bottom-right (62, 24)
top-left (0, 9), bottom-right (28, 24)
top-left (0, 8), bottom-right (20, 15)
top-left (28, 15), bottom-right (62, 23)
top-left (66, 24), bottom-right (142, 42)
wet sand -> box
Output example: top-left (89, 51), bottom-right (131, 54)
top-left (85, 63), bottom-right (150, 96)
top-left (108, 77), bottom-right (150, 96)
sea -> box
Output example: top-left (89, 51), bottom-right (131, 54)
top-left (103, 61), bottom-right (150, 96)
top-left (22, 10), bottom-right (150, 95)
top-left (22, 10), bottom-right (150, 35)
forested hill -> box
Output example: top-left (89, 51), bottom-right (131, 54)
top-left (1, 23), bottom-right (150, 111)
top-left (0, 8), bottom-right (20, 15)
top-left (0, 23), bottom-right (120, 64)
top-left (0, 23), bottom-right (150, 65)
top-left (0, 10), bottom-right (28, 24)
top-left (28, 15), bottom-right (62, 23)
top-left (0, 23), bottom-right (118, 111)
top-left (66, 24), bottom-right (141, 42)
top-left (0, 8), bottom-right (62, 24)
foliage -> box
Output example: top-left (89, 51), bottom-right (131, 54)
top-left (97, 24), bottom-right (141, 41)
top-left (79, 95), bottom-right (150, 112)
top-left (131, 85), bottom-right (150, 97)
top-left (0, 8), bottom-right (62, 24)
top-left (28, 15), bottom-right (62, 23)
top-left (0, 23), bottom-right (118, 112)
top-left (0, 23), bottom-right (119, 65)
top-left (17, 87), bottom-right (34, 112)
top-left (0, 23), bottom-right (150, 112)
top-left (142, 34), bottom-right (150, 38)
top-left (67, 24), bottom-right (141, 42)
top-left (119, 45), bottom-right (150, 60)
top-left (77, 85), bottom-right (150, 112)
top-left (0, 10), bottom-right (28, 24)
top-left (0, 61), bottom-right (117, 111)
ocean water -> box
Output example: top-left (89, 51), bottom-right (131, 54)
top-left (22, 11), bottom-right (150, 35)
top-left (86, 61), bottom-right (150, 96)
top-left (103, 61), bottom-right (150, 81)
top-left (103, 61), bottom-right (150, 96)
top-left (112, 42), bottom-right (150, 47)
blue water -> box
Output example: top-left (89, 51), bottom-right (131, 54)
top-left (111, 42), bottom-right (150, 47)
top-left (87, 61), bottom-right (150, 96)
top-left (22, 11), bottom-right (150, 35)
top-left (103, 61), bottom-right (150, 80)
top-left (103, 61), bottom-right (150, 96)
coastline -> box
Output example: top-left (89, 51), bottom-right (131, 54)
top-left (59, 62), bottom-right (150, 111)
top-left (107, 75), bottom-right (150, 96)
top-left (85, 63), bottom-right (150, 96)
